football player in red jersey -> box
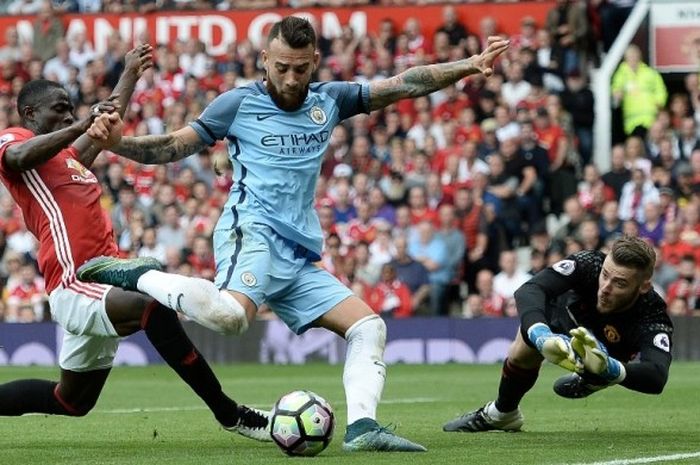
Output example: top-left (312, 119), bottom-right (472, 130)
top-left (0, 45), bottom-right (268, 441)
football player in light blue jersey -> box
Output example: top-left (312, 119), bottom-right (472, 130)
top-left (79, 16), bottom-right (509, 452)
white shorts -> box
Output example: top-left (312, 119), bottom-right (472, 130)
top-left (49, 281), bottom-right (119, 372)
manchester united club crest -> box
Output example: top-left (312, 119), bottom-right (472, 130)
top-left (309, 106), bottom-right (327, 125)
top-left (66, 158), bottom-right (98, 184)
top-left (603, 324), bottom-right (621, 343)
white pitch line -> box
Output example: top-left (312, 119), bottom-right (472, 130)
top-left (95, 397), bottom-right (438, 415)
top-left (567, 452), bottom-right (700, 465)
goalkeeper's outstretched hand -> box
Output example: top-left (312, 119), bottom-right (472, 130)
top-left (570, 327), bottom-right (626, 383)
top-left (527, 323), bottom-right (582, 373)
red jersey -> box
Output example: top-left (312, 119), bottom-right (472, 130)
top-left (345, 219), bottom-right (378, 244)
top-left (535, 124), bottom-right (566, 164)
top-left (0, 128), bottom-right (118, 292)
top-left (366, 280), bottom-right (413, 318)
top-left (432, 97), bottom-right (470, 123)
top-left (7, 278), bottom-right (45, 306)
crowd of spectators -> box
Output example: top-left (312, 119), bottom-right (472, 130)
top-left (0, 0), bottom-right (579, 16)
top-left (0, 1), bottom-right (699, 324)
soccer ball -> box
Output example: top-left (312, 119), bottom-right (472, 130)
top-left (270, 390), bottom-right (335, 456)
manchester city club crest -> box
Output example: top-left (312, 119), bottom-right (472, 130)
top-left (241, 272), bottom-right (257, 287)
top-left (309, 106), bottom-right (327, 125)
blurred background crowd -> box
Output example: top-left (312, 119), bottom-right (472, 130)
top-left (0, 0), bottom-right (699, 323)
top-left (0, 0), bottom-right (577, 15)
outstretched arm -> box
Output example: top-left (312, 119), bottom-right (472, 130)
top-left (108, 126), bottom-right (207, 165)
top-left (368, 36), bottom-right (508, 111)
top-left (75, 44), bottom-right (153, 168)
top-left (3, 118), bottom-right (94, 172)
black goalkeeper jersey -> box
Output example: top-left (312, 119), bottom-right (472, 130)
top-left (514, 249), bottom-right (673, 394)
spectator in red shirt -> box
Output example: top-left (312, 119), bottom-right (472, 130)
top-left (345, 200), bottom-right (378, 245)
top-left (402, 17), bottom-right (429, 56)
top-left (666, 254), bottom-right (700, 315)
top-left (187, 235), bottom-right (216, 280)
top-left (534, 107), bottom-right (567, 169)
top-left (534, 106), bottom-right (576, 214)
top-left (199, 59), bottom-right (224, 93)
top-left (6, 262), bottom-right (46, 322)
top-left (407, 185), bottom-right (438, 225)
top-left (473, 268), bottom-right (505, 317)
top-left (577, 164), bottom-right (615, 212)
top-left (432, 84), bottom-right (470, 122)
top-left (318, 204), bottom-right (338, 241)
top-left (660, 220), bottom-right (695, 266)
top-left (366, 263), bottom-right (413, 319)
top-left (455, 107), bottom-right (483, 145)
top-left (511, 16), bottom-right (538, 51)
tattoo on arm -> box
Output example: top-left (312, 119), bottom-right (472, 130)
top-left (112, 134), bottom-right (207, 164)
top-left (370, 58), bottom-right (476, 110)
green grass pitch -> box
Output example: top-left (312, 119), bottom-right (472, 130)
top-left (1, 362), bottom-right (699, 465)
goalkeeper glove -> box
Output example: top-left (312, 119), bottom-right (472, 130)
top-left (527, 323), bottom-right (582, 373)
top-left (570, 327), bottom-right (626, 384)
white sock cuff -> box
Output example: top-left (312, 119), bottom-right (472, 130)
top-left (345, 314), bottom-right (383, 340)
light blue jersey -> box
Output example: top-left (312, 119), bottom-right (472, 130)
top-left (190, 80), bottom-right (370, 257)
top-left (189, 80), bottom-right (370, 333)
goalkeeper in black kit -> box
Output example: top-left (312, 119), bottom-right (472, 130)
top-left (443, 236), bottom-right (673, 432)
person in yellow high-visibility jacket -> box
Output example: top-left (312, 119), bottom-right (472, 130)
top-left (612, 44), bottom-right (667, 137)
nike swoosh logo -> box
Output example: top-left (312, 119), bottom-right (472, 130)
top-left (373, 360), bottom-right (387, 379)
top-left (176, 293), bottom-right (185, 312)
top-left (256, 114), bottom-right (275, 121)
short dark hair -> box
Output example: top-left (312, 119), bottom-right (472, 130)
top-left (610, 235), bottom-right (655, 280)
top-left (267, 16), bottom-right (316, 48)
top-left (17, 79), bottom-right (64, 116)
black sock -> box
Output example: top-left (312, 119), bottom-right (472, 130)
top-left (141, 302), bottom-right (239, 427)
top-left (0, 379), bottom-right (75, 416)
top-left (494, 358), bottom-right (540, 413)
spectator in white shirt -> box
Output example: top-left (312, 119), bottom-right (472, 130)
top-left (178, 38), bottom-right (208, 79)
top-left (6, 0), bottom-right (42, 14)
top-left (138, 227), bottom-right (167, 264)
top-left (618, 167), bottom-right (661, 223)
top-left (68, 31), bottom-right (96, 71)
top-left (501, 62), bottom-right (532, 110)
top-left (493, 249), bottom-right (532, 301)
top-left (156, 204), bottom-right (187, 252)
top-left (43, 40), bottom-right (72, 85)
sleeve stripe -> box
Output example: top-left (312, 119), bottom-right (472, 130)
top-left (192, 119), bottom-right (218, 145)
top-left (361, 82), bottom-right (371, 114)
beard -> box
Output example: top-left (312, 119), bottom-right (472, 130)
top-left (266, 77), bottom-right (309, 112)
